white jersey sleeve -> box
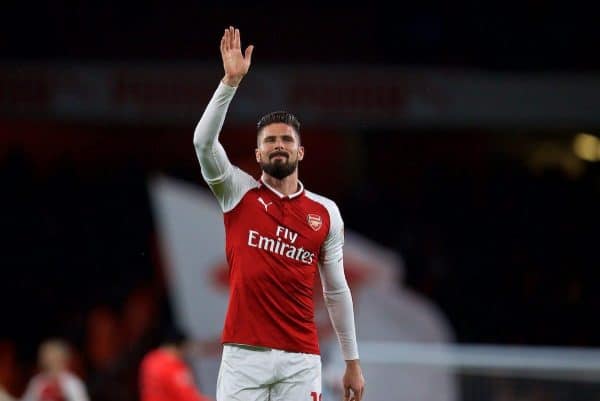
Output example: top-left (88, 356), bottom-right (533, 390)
top-left (193, 82), bottom-right (257, 212)
top-left (60, 373), bottom-right (90, 401)
top-left (20, 375), bottom-right (41, 401)
top-left (311, 193), bottom-right (360, 361)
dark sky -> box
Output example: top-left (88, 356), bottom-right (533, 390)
top-left (2, 1), bottom-right (600, 71)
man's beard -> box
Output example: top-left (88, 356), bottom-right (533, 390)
top-left (260, 155), bottom-right (298, 180)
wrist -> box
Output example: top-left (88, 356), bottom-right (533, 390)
top-left (345, 359), bottom-right (361, 368)
top-left (222, 75), bottom-right (243, 88)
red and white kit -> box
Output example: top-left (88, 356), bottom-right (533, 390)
top-left (139, 349), bottom-right (212, 401)
top-left (194, 82), bottom-right (359, 401)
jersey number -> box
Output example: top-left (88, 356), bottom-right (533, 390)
top-left (310, 392), bottom-right (322, 401)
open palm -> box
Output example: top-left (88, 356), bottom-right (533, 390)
top-left (220, 26), bottom-right (254, 86)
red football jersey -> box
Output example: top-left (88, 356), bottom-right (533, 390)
top-left (36, 377), bottom-right (66, 401)
top-left (21, 372), bottom-right (89, 401)
top-left (139, 349), bottom-right (212, 401)
top-left (209, 171), bottom-right (345, 355)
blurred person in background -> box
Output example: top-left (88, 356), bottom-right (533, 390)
top-left (193, 26), bottom-right (364, 401)
top-left (139, 326), bottom-right (213, 401)
top-left (0, 385), bottom-right (16, 401)
top-left (21, 339), bottom-right (90, 401)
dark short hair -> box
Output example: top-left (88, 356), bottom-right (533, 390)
top-left (256, 111), bottom-right (301, 143)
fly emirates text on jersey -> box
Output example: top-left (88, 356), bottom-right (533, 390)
top-left (247, 225), bottom-right (316, 264)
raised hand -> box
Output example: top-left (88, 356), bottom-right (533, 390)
top-left (220, 26), bottom-right (254, 87)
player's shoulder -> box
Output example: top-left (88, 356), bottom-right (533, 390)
top-left (304, 189), bottom-right (337, 207)
top-left (304, 189), bottom-right (341, 217)
top-left (232, 166), bottom-right (260, 183)
top-left (140, 349), bottom-right (169, 369)
top-left (212, 166), bottom-right (261, 213)
top-left (57, 371), bottom-right (85, 387)
top-left (25, 372), bottom-right (45, 386)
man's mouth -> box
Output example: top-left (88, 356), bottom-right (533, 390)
top-left (270, 152), bottom-right (289, 160)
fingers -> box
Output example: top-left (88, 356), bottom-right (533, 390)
top-left (344, 386), bottom-right (364, 401)
top-left (222, 29), bottom-right (229, 52)
top-left (228, 26), bottom-right (236, 50)
top-left (222, 26), bottom-right (252, 65)
top-left (234, 28), bottom-right (240, 49)
top-left (222, 26), bottom-right (235, 52)
top-left (244, 45), bottom-right (254, 62)
top-left (222, 26), bottom-right (243, 51)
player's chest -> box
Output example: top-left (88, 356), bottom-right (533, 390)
top-left (227, 191), bottom-right (329, 251)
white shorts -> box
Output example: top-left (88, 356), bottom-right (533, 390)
top-left (216, 344), bottom-right (322, 401)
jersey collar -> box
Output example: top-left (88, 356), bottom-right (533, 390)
top-left (260, 179), bottom-right (305, 199)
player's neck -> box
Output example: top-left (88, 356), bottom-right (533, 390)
top-left (43, 367), bottom-right (65, 377)
top-left (261, 171), bottom-right (300, 196)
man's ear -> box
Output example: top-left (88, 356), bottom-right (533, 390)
top-left (298, 145), bottom-right (305, 161)
top-left (255, 148), bottom-right (261, 163)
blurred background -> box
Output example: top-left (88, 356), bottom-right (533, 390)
top-left (2, 2), bottom-right (600, 401)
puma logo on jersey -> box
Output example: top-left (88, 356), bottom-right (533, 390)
top-left (258, 197), bottom-right (273, 211)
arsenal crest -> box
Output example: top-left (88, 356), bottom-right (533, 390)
top-left (307, 214), bottom-right (322, 231)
